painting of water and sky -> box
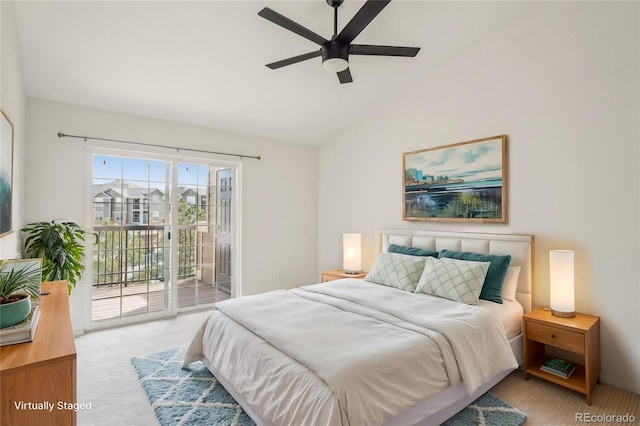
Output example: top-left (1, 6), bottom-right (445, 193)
top-left (403, 135), bottom-right (507, 222)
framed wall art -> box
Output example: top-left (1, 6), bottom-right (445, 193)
top-left (403, 135), bottom-right (507, 222)
top-left (0, 110), bottom-right (14, 237)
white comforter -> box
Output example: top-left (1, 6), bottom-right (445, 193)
top-left (184, 279), bottom-right (517, 426)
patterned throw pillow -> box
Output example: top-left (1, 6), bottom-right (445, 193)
top-left (415, 257), bottom-right (490, 305)
top-left (438, 250), bottom-right (512, 304)
top-left (364, 252), bottom-right (426, 292)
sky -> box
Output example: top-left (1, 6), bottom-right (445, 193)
top-left (92, 155), bottom-right (209, 188)
top-left (405, 138), bottom-right (504, 181)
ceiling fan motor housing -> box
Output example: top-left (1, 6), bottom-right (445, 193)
top-left (322, 42), bottom-right (349, 64)
top-left (322, 42), bottom-right (349, 72)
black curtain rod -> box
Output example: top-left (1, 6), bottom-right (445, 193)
top-left (57, 132), bottom-right (261, 160)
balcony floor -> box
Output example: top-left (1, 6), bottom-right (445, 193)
top-left (91, 278), bottom-right (230, 322)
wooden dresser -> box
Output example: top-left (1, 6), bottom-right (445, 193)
top-left (0, 280), bottom-right (77, 425)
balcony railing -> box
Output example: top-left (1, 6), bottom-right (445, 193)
top-left (93, 225), bottom-right (196, 288)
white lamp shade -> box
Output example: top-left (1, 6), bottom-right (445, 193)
top-left (549, 250), bottom-right (575, 317)
top-left (343, 233), bottom-right (362, 273)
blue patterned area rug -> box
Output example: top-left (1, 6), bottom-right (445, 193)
top-left (132, 346), bottom-right (526, 426)
top-left (441, 392), bottom-right (527, 426)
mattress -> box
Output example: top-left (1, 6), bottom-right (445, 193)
top-left (185, 279), bottom-right (519, 426)
top-left (477, 298), bottom-right (524, 339)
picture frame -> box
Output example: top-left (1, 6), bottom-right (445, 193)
top-left (1, 109), bottom-right (14, 237)
top-left (403, 135), bottom-right (507, 222)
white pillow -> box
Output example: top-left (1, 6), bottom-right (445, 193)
top-left (364, 252), bottom-right (426, 292)
top-left (415, 257), bottom-right (490, 305)
top-left (501, 266), bottom-right (521, 301)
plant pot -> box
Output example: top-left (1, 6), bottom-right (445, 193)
top-left (0, 294), bottom-right (31, 328)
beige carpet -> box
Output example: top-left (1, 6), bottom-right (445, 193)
top-left (492, 370), bottom-right (639, 426)
top-left (76, 312), bottom-right (640, 425)
top-left (75, 311), bottom-right (211, 425)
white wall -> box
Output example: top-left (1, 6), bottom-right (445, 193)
top-left (318, 2), bottom-right (639, 393)
top-left (25, 98), bottom-right (318, 333)
top-left (0, 1), bottom-right (26, 259)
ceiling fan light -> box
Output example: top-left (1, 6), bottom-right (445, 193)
top-left (322, 43), bottom-right (349, 73)
top-left (322, 57), bottom-right (349, 72)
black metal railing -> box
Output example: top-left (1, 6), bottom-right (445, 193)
top-left (178, 227), bottom-right (196, 278)
top-left (92, 225), bottom-right (196, 288)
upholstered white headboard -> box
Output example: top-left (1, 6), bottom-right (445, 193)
top-left (378, 229), bottom-right (534, 313)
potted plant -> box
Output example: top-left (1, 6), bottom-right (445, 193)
top-left (22, 221), bottom-right (88, 294)
top-left (0, 260), bottom-right (42, 328)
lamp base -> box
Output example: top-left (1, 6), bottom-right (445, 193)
top-left (344, 270), bottom-right (361, 275)
top-left (551, 309), bottom-right (575, 318)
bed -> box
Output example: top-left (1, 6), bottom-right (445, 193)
top-left (184, 229), bottom-right (533, 426)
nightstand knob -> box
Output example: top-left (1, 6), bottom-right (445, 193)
top-left (549, 334), bottom-right (555, 338)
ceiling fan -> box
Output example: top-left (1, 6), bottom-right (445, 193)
top-left (258, 0), bottom-right (420, 84)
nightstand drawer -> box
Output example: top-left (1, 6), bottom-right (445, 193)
top-left (526, 321), bottom-right (584, 354)
top-left (322, 275), bottom-right (340, 283)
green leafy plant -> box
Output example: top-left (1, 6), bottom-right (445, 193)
top-left (22, 221), bottom-right (88, 294)
top-left (0, 260), bottom-right (42, 304)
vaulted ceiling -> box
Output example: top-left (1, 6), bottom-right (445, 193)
top-left (13, 1), bottom-right (536, 145)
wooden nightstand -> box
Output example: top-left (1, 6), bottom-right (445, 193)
top-left (523, 308), bottom-right (600, 405)
top-left (321, 269), bottom-right (367, 283)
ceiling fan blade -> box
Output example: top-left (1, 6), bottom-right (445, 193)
top-left (337, 68), bottom-right (353, 84)
top-left (336, 0), bottom-right (391, 45)
top-left (351, 44), bottom-right (420, 57)
top-left (258, 8), bottom-right (328, 46)
top-left (266, 50), bottom-right (322, 69)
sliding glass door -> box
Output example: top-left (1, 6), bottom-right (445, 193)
top-left (89, 152), bottom-right (236, 325)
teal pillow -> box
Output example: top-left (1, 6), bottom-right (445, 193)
top-left (388, 244), bottom-right (438, 258)
top-left (438, 249), bottom-right (512, 304)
